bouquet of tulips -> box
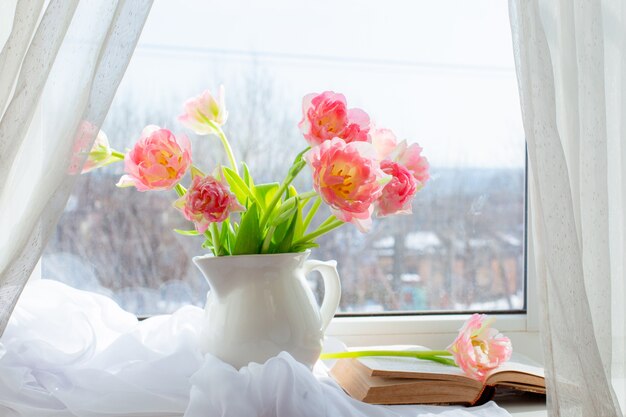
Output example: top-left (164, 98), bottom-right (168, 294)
top-left (81, 88), bottom-right (429, 256)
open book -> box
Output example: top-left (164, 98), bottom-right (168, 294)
top-left (329, 347), bottom-right (545, 406)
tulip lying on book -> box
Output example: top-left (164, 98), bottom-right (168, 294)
top-left (321, 314), bottom-right (514, 382)
top-left (321, 314), bottom-right (543, 406)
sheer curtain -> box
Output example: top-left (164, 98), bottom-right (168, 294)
top-left (509, 0), bottom-right (625, 415)
top-left (0, 0), bottom-right (153, 336)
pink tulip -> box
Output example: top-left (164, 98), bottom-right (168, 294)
top-left (81, 130), bottom-right (119, 173)
top-left (117, 126), bottom-right (192, 191)
top-left (370, 128), bottom-right (398, 160)
top-left (448, 314), bottom-right (513, 381)
top-left (340, 108), bottom-right (371, 143)
top-left (372, 128), bottom-right (429, 189)
top-left (298, 91), bottom-right (370, 146)
top-left (395, 141), bottom-right (430, 188)
top-left (68, 120), bottom-right (101, 174)
top-left (174, 173), bottom-right (244, 233)
top-left (376, 160), bottom-right (418, 216)
top-left (305, 138), bottom-right (388, 232)
top-left (179, 86), bottom-right (228, 135)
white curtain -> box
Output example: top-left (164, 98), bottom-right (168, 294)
top-left (509, 0), bottom-right (625, 415)
top-left (0, 0), bottom-right (153, 336)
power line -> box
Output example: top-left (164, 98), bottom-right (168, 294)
top-left (136, 43), bottom-right (515, 74)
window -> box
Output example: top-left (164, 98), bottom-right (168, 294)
top-left (43, 0), bottom-right (529, 334)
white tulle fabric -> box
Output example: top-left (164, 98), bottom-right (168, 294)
top-left (509, 0), bottom-right (625, 414)
top-left (0, 280), bottom-right (511, 417)
top-left (0, 0), bottom-right (153, 338)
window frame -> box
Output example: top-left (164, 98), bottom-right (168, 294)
top-left (33, 6), bottom-right (539, 360)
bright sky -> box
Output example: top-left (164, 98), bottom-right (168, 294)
top-left (115, 0), bottom-right (525, 168)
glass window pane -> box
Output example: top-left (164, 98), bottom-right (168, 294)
top-left (44, 0), bottom-right (525, 315)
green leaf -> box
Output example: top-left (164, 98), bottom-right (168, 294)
top-left (242, 163), bottom-right (255, 189)
top-left (274, 202), bottom-right (300, 253)
top-left (223, 167), bottom-right (259, 208)
top-left (287, 147), bottom-right (310, 177)
top-left (190, 165), bottom-right (205, 179)
top-left (294, 199), bottom-right (307, 240)
top-left (233, 203), bottom-right (261, 255)
top-left (219, 221), bottom-right (232, 255)
top-left (290, 241), bottom-right (319, 252)
top-left (269, 211), bottom-right (295, 250)
top-left (269, 195), bottom-right (301, 242)
top-left (270, 203), bottom-right (298, 227)
top-left (253, 183), bottom-right (280, 211)
top-left (228, 222), bottom-right (237, 253)
top-left (174, 229), bottom-right (200, 236)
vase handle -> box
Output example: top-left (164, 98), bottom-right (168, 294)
top-left (304, 260), bottom-right (341, 332)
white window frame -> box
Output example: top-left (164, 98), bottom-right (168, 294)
top-left (31, 23), bottom-right (539, 362)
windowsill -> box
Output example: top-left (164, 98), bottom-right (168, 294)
top-left (328, 313), bottom-right (544, 364)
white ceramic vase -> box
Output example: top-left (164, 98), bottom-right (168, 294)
top-left (192, 250), bottom-right (341, 369)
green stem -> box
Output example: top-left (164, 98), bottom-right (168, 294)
top-left (261, 225), bottom-right (276, 254)
top-left (421, 356), bottom-right (457, 366)
top-left (201, 230), bottom-right (214, 253)
top-left (303, 197), bottom-right (321, 232)
top-left (298, 190), bottom-right (317, 201)
top-left (174, 183), bottom-right (186, 197)
top-left (204, 119), bottom-right (238, 175)
top-left (293, 217), bottom-right (344, 245)
top-left (210, 223), bottom-right (221, 255)
top-left (273, 191), bottom-right (315, 219)
top-left (317, 214), bottom-right (338, 229)
top-left (260, 180), bottom-right (292, 229)
top-left (319, 350), bottom-right (456, 367)
top-left (221, 220), bottom-right (232, 255)
top-left (259, 147), bottom-right (310, 231)
top-left (190, 164), bottom-right (205, 178)
top-left (320, 350), bottom-right (453, 359)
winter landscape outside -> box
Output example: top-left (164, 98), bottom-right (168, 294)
top-left (43, 0), bottom-right (526, 315)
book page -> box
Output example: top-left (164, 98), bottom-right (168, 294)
top-left (358, 356), bottom-right (468, 378)
top-left (491, 362), bottom-right (544, 377)
top-left (352, 346), bottom-right (544, 383)
top-left (352, 346), bottom-right (471, 382)
top-left (488, 359), bottom-right (545, 379)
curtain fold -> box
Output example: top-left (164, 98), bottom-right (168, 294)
top-left (0, 0), bottom-right (153, 336)
top-left (0, 0), bottom-right (44, 115)
top-left (509, 0), bottom-right (625, 415)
